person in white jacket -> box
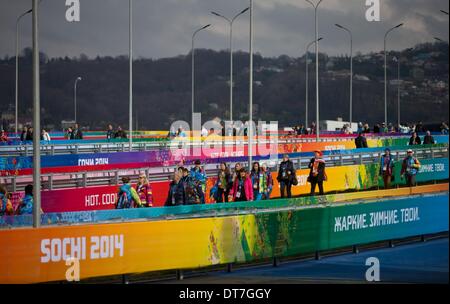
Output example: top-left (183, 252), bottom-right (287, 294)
top-left (41, 129), bottom-right (51, 142)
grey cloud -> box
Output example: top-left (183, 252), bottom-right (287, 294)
top-left (0, 0), bottom-right (448, 59)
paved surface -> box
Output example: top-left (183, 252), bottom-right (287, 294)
top-left (167, 238), bottom-right (449, 284)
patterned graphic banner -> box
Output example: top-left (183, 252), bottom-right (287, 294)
top-left (1, 136), bottom-right (447, 176)
top-left (7, 157), bottom-right (449, 213)
top-left (0, 192), bottom-right (447, 283)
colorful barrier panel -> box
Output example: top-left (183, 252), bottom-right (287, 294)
top-left (0, 192), bottom-right (447, 283)
top-left (1, 136), bottom-right (447, 176)
top-left (7, 157), bottom-right (447, 213)
top-left (2, 184), bottom-right (447, 228)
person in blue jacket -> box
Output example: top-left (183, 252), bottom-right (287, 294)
top-left (116, 177), bottom-right (141, 209)
top-left (18, 185), bottom-right (34, 215)
top-left (190, 160), bottom-right (207, 204)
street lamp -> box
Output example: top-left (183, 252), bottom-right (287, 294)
top-left (191, 24), bottom-right (211, 131)
top-left (211, 7), bottom-right (249, 123)
top-left (248, 0), bottom-right (254, 170)
top-left (440, 10), bottom-right (449, 15)
top-left (74, 77), bottom-right (82, 123)
top-left (15, 8), bottom-right (32, 134)
top-left (32, 0), bottom-right (41, 228)
top-left (384, 23), bottom-right (404, 127)
top-left (305, 37), bottom-right (323, 129)
top-left (129, 0), bottom-right (133, 149)
top-left (335, 24), bottom-right (353, 130)
top-left (305, 0), bottom-right (324, 142)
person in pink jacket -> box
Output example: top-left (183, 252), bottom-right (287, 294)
top-left (229, 169), bottom-right (254, 202)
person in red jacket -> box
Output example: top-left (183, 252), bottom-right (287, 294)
top-left (0, 130), bottom-right (8, 142)
top-left (229, 169), bottom-right (254, 202)
top-left (134, 173), bottom-right (153, 207)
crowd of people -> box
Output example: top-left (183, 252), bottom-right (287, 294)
top-left (0, 184), bottom-right (37, 216)
top-left (113, 151), bottom-right (331, 209)
top-left (0, 145), bottom-right (426, 215)
top-left (17, 126), bottom-right (51, 142)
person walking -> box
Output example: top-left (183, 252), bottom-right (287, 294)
top-left (71, 124), bottom-right (83, 140)
top-left (41, 129), bottom-right (51, 142)
top-left (135, 173), bottom-right (153, 207)
top-left (250, 162), bottom-right (265, 201)
top-left (380, 148), bottom-right (395, 189)
top-left (26, 127), bottom-right (33, 141)
top-left (0, 185), bottom-right (13, 216)
top-left (423, 131), bottom-right (436, 145)
top-left (106, 124), bottom-right (115, 140)
top-left (401, 149), bottom-right (421, 187)
top-left (165, 172), bottom-right (186, 206)
top-left (190, 160), bottom-right (207, 204)
top-left (17, 185), bottom-right (34, 215)
top-left (355, 132), bottom-right (368, 149)
top-left (214, 163), bottom-right (232, 203)
top-left (229, 169), bottom-right (254, 202)
top-left (20, 126), bottom-right (28, 142)
top-left (277, 154), bottom-right (295, 198)
top-left (260, 164), bottom-right (274, 200)
top-left (308, 150), bottom-right (327, 196)
top-left (0, 130), bottom-right (8, 143)
top-left (115, 177), bottom-right (140, 209)
top-left (409, 132), bottom-right (421, 146)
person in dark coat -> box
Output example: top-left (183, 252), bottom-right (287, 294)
top-left (277, 154), bottom-right (295, 198)
top-left (308, 150), bottom-right (327, 196)
top-left (423, 131), bottom-right (435, 145)
top-left (106, 124), bottom-right (115, 140)
top-left (70, 124), bottom-right (83, 140)
top-left (355, 132), bottom-right (368, 149)
top-left (26, 127), bottom-right (33, 141)
top-left (409, 132), bottom-right (421, 146)
top-left (165, 172), bottom-right (186, 206)
top-left (20, 127), bottom-right (28, 142)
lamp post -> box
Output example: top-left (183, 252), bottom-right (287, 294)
top-left (440, 10), bottom-right (449, 15)
top-left (384, 23), bottom-right (404, 127)
top-left (248, 0), bottom-right (254, 170)
top-left (335, 24), bottom-right (353, 130)
top-left (32, 0), bottom-right (41, 228)
top-left (15, 9), bottom-right (32, 135)
top-left (129, 0), bottom-right (133, 150)
top-left (306, 0), bottom-right (324, 142)
top-left (212, 8), bottom-right (249, 122)
top-left (305, 37), bottom-right (323, 129)
top-left (191, 24), bottom-right (211, 130)
top-left (74, 77), bottom-right (82, 123)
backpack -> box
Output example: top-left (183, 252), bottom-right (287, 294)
top-left (116, 192), bottom-right (131, 209)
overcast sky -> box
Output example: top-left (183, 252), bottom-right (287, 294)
top-left (0, 0), bottom-right (448, 59)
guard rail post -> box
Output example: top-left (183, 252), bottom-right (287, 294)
top-left (176, 270), bottom-right (184, 281)
top-left (226, 263), bottom-right (233, 273)
top-left (49, 174), bottom-right (53, 190)
top-left (115, 171), bottom-right (119, 185)
top-left (273, 257), bottom-right (280, 267)
top-left (315, 251), bottom-right (321, 260)
top-left (82, 173), bottom-right (87, 188)
top-left (12, 177), bottom-right (17, 193)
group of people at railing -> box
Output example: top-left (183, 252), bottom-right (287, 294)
top-left (0, 145), bottom-right (428, 216)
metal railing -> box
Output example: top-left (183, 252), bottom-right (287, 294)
top-left (0, 135), bottom-right (416, 156)
top-left (2, 145), bottom-right (447, 193)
